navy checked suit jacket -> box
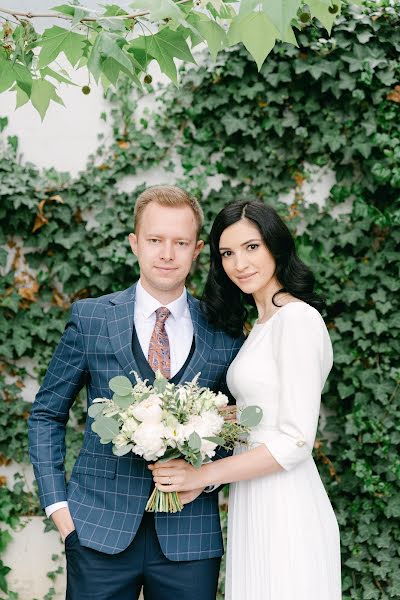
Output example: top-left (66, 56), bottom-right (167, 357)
top-left (28, 284), bottom-right (243, 559)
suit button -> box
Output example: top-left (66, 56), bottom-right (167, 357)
top-left (296, 440), bottom-right (305, 447)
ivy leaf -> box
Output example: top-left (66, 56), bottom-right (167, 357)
top-left (31, 79), bottom-right (64, 120)
top-left (129, 29), bottom-right (195, 85)
top-left (262, 0), bottom-right (300, 38)
top-left (38, 26), bottom-right (85, 68)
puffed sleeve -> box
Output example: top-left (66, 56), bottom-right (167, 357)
top-left (262, 304), bottom-right (333, 471)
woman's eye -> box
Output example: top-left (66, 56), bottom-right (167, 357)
top-left (221, 251), bottom-right (231, 258)
top-left (248, 244), bottom-right (259, 251)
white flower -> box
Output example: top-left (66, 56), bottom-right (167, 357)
top-left (200, 439), bottom-right (217, 460)
top-left (132, 395), bottom-right (163, 424)
top-left (133, 423), bottom-right (166, 461)
top-left (188, 411), bottom-right (224, 438)
top-left (114, 432), bottom-right (130, 448)
top-left (121, 417), bottom-right (139, 439)
top-left (164, 423), bottom-right (187, 447)
top-left (214, 392), bottom-right (229, 408)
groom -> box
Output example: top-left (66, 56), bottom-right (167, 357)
top-left (28, 185), bottom-right (243, 600)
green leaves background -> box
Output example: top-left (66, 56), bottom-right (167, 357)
top-left (0, 1), bottom-right (399, 597)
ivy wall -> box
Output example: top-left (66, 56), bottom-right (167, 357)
top-left (1, 1), bottom-right (399, 598)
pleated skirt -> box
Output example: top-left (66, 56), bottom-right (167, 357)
top-left (225, 451), bottom-right (341, 600)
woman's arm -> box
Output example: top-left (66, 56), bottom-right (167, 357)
top-left (149, 444), bottom-right (283, 493)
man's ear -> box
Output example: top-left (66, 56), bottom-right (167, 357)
top-left (193, 239), bottom-right (205, 260)
top-left (129, 233), bottom-right (138, 256)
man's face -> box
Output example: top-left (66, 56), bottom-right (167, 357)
top-left (129, 202), bottom-right (204, 302)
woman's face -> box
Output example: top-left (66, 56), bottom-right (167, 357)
top-left (218, 218), bottom-right (278, 296)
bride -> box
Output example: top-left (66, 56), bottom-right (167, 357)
top-left (150, 200), bottom-right (341, 600)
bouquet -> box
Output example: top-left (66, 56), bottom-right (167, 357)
top-left (89, 371), bottom-right (262, 512)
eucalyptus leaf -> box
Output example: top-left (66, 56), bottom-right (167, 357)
top-left (113, 393), bottom-right (134, 409)
top-left (239, 406), bottom-right (263, 428)
top-left (88, 403), bottom-right (105, 418)
top-left (109, 375), bottom-right (134, 396)
top-left (189, 431), bottom-right (202, 451)
top-left (203, 435), bottom-right (225, 446)
top-left (91, 416), bottom-right (120, 440)
top-left (112, 444), bottom-right (134, 456)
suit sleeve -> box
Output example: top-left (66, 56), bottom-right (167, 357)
top-left (28, 302), bottom-right (88, 508)
top-left (261, 307), bottom-right (332, 471)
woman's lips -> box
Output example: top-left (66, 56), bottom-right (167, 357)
top-left (237, 272), bottom-right (257, 281)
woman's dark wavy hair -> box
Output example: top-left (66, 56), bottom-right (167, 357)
top-left (201, 200), bottom-right (325, 337)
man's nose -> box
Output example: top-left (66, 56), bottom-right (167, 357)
top-left (160, 241), bottom-right (174, 261)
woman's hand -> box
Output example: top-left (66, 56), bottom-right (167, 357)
top-left (219, 405), bottom-right (237, 423)
top-left (148, 459), bottom-right (207, 493)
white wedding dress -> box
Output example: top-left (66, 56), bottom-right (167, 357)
top-left (225, 302), bottom-right (341, 600)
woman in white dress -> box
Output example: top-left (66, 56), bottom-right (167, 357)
top-left (151, 201), bottom-right (341, 600)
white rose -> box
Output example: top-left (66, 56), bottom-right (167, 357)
top-left (188, 411), bottom-right (223, 438)
top-left (133, 423), bottom-right (166, 461)
top-left (132, 395), bottom-right (163, 424)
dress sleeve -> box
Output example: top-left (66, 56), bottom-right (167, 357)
top-left (262, 305), bottom-right (332, 471)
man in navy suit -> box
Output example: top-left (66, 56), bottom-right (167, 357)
top-left (28, 185), bottom-right (243, 600)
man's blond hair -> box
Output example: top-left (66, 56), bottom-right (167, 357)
top-left (134, 185), bottom-right (204, 238)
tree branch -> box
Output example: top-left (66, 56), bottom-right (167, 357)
top-left (0, 1), bottom-right (191, 23)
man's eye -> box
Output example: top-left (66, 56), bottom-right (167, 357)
top-left (177, 241), bottom-right (188, 246)
top-left (149, 239), bottom-right (160, 243)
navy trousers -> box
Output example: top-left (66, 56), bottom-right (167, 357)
top-left (65, 512), bottom-right (221, 600)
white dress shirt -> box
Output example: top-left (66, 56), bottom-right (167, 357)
top-left (45, 281), bottom-right (194, 517)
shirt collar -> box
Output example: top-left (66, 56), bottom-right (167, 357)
top-left (136, 279), bottom-right (188, 321)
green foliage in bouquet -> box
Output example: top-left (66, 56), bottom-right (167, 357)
top-left (0, 0), bottom-right (399, 596)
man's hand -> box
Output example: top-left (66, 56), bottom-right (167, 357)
top-left (219, 405), bottom-right (237, 423)
top-left (51, 507), bottom-right (76, 542)
top-left (179, 488), bottom-right (206, 505)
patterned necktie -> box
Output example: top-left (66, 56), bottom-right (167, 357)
top-left (148, 307), bottom-right (171, 379)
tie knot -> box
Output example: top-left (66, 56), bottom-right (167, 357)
top-left (155, 307), bottom-right (170, 324)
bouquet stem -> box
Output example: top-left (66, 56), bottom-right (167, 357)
top-left (146, 488), bottom-right (184, 513)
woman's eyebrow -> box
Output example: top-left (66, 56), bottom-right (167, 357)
top-left (219, 238), bottom-right (262, 251)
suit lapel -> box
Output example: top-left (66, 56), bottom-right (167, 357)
top-left (106, 284), bottom-right (140, 383)
top-left (178, 294), bottom-right (214, 383)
